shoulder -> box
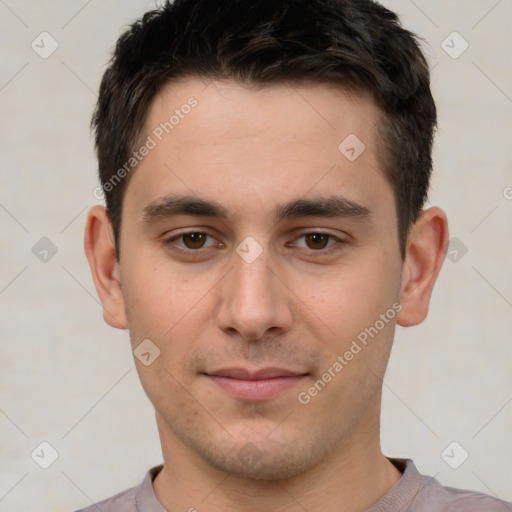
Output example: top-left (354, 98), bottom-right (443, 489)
top-left (379, 459), bottom-right (511, 512)
top-left (72, 465), bottom-right (164, 512)
top-left (73, 484), bottom-right (138, 512)
top-left (417, 470), bottom-right (511, 511)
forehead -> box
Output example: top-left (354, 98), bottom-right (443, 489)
top-left (125, 78), bottom-right (393, 224)
top-left (146, 78), bottom-right (379, 154)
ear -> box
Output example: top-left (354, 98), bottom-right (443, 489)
top-left (396, 206), bottom-right (449, 327)
top-left (84, 205), bottom-right (127, 329)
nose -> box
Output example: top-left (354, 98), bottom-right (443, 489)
top-left (215, 244), bottom-right (293, 343)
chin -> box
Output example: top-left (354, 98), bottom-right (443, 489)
top-left (192, 431), bottom-right (327, 481)
top-left (207, 446), bottom-right (313, 480)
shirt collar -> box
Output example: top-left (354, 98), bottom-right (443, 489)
top-left (136, 458), bottom-right (425, 511)
top-left (135, 464), bottom-right (166, 512)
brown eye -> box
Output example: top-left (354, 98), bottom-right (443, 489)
top-left (163, 230), bottom-right (221, 256)
top-left (304, 233), bottom-right (331, 250)
top-left (182, 232), bottom-right (208, 249)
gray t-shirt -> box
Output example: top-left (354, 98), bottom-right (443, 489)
top-left (74, 458), bottom-right (511, 511)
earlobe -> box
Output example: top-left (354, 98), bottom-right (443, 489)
top-left (84, 206), bottom-right (128, 330)
top-left (397, 207), bottom-right (449, 327)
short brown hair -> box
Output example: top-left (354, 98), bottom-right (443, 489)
top-left (92, 0), bottom-right (436, 259)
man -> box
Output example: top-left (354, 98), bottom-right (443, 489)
top-left (79, 0), bottom-right (511, 510)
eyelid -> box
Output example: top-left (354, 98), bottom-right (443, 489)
top-left (292, 228), bottom-right (346, 241)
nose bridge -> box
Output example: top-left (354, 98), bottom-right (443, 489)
top-left (234, 248), bottom-right (274, 301)
top-left (216, 242), bottom-right (292, 340)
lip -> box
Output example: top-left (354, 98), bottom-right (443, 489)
top-left (204, 367), bottom-right (308, 401)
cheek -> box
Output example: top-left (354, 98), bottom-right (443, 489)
top-left (121, 273), bottom-right (175, 358)
top-left (122, 257), bottom-right (187, 323)
top-left (120, 261), bottom-right (218, 374)
top-left (138, 365), bottom-right (204, 429)
top-left (299, 253), bottom-right (400, 341)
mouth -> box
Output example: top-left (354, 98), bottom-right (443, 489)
top-left (203, 367), bottom-right (309, 401)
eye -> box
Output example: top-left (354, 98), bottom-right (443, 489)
top-left (163, 231), bottom-right (220, 252)
top-left (180, 232), bottom-right (210, 249)
top-left (302, 233), bottom-right (336, 250)
top-left (290, 232), bottom-right (345, 254)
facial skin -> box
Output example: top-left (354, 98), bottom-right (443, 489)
top-left (85, 79), bottom-right (448, 511)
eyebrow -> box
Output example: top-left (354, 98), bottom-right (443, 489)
top-left (140, 194), bottom-right (372, 225)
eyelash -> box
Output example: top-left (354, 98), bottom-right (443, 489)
top-left (162, 230), bottom-right (347, 258)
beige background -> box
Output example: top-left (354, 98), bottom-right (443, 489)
top-left (0, 1), bottom-right (511, 510)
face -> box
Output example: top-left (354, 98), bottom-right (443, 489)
top-left (107, 79), bottom-right (406, 479)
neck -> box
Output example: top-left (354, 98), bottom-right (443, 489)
top-left (152, 411), bottom-right (402, 512)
